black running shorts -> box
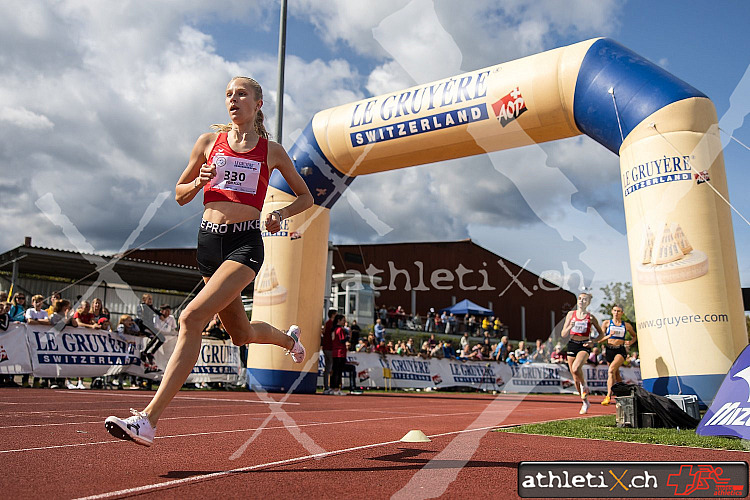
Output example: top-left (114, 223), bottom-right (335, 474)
top-left (196, 219), bottom-right (264, 277)
top-left (566, 338), bottom-right (591, 357)
top-left (605, 344), bottom-right (627, 364)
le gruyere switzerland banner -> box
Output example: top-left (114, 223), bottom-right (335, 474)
top-left (317, 351), bottom-right (642, 393)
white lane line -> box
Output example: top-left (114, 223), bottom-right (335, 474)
top-left (72, 425), bottom-right (500, 500)
top-left (0, 404), bottom-right (477, 430)
top-left (0, 409), bottom-right (511, 454)
top-left (52, 391), bottom-right (299, 405)
top-left (0, 392), bottom-right (298, 405)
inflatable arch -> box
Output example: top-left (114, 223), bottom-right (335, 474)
top-left (247, 38), bottom-right (747, 404)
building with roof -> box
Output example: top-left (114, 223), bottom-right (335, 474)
top-left (331, 240), bottom-right (576, 342)
top-left (0, 237), bottom-right (205, 320)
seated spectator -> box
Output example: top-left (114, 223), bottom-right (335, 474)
top-left (46, 291), bottom-right (61, 317)
top-left (506, 352), bottom-right (519, 367)
top-left (0, 290), bottom-right (7, 304)
top-left (460, 332), bottom-right (470, 350)
top-left (405, 338), bottom-right (416, 355)
top-left (116, 314), bottom-right (140, 337)
top-left (355, 338), bottom-right (369, 353)
top-left (8, 293), bottom-right (27, 322)
top-left (550, 343), bottom-right (566, 364)
top-left (74, 300), bottom-right (97, 329)
top-left (96, 317), bottom-right (112, 332)
top-left (396, 341), bottom-right (406, 356)
top-left (0, 303), bottom-right (10, 331)
top-left (430, 341), bottom-right (443, 359)
top-left (459, 343), bottom-right (475, 360)
top-left (494, 336), bottom-right (510, 363)
top-left (386, 340), bottom-right (397, 355)
top-left (471, 343), bottom-right (484, 360)
top-left (514, 341), bottom-right (527, 362)
top-left (588, 346), bottom-right (604, 365)
top-left (442, 340), bottom-right (456, 359)
top-left (419, 340), bottom-right (431, 359)
top-left (25, 295), bottom-right (50, 326)
top-left (428, 333), bottom-right (438, 349)
top-left (481, 338), bottom-right (492, 358)
top-left (49, 299), bottom-right (77, 329)
top-left (203, 314), bottom-right (228, 339)
top-left (155, 304), bottom-right (178, 336)
top-left (530, 339), bottom-right (549, 363)
top-left (91, 298), bottom-right (109, 324)
top-left (374, 340), bottom-right (388, 355)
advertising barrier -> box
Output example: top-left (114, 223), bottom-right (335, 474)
top-left (317, 351), bottom-right (642, 393)
top-left (6, 324), bottom-right (242, 384)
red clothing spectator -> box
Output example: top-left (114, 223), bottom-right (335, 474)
top-left (330, 315), bottom-right (349, 394)
top-left (74, 311), bottom-right (94, 325)
top-left (332, 326), bottom-right (348, 358)
top-left (321, 317), bottom-right (334, 350)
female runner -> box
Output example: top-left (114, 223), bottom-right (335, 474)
top-left (561, 291), bottom-right (604, 414)
top-left (598, 304), bottom-right (637, 406)
top-left (105, 76), bottom-right (313, 446)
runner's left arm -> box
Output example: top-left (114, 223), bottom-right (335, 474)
top-left (265, 141), bottom-right (313, 233)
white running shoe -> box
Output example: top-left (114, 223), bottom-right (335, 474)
top-left (333, 389), bottom-right (345, 396)
top-left (579, 399), bottom-right (591, 415)
top-left (105, 409), bottom-right (156, 447)
top-left (285, 325), bottom-right (305, 363)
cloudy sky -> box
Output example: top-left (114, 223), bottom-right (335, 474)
top-left (1, 0), bottom-right (748, 296)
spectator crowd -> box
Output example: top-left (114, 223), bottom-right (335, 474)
top-left (0, 288), bottom-right (241, 389)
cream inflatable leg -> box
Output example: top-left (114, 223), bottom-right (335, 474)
top-left (619, 97), bottom-right (746, 404)
top-left (246, 187), bottom-right (329, 392)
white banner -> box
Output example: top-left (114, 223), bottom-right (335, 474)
top-left (0, 324), bottom-right (33, 374)
top-left (318, 351), bottom-right (642, 393)
top-left (29, 326), bottom-right (137, 378)
top-left (18, 324), bottom-right (241, 384)
top-left (186, 338), bottom-right (243, 384)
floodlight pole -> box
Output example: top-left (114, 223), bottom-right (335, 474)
top-left (275, 0), bottom-right (288, 144)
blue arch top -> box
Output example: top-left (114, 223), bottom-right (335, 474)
top-left (270, 121), bottom-right (355, 208)
top-left (573, 38), bottom-right (707, 155)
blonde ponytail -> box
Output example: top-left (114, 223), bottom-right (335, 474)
top-left (255, 109), bottom-right (269, 140)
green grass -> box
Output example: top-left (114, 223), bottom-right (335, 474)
top-left (499, 415), bottom-right (748, 451)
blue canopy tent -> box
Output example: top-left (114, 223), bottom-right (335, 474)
top-left (440, 299), bottom-right (494, 316)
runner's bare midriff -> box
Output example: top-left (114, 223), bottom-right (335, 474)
top-left (203, 201), bottom-right (261, 224)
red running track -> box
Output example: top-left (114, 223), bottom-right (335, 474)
top-left (0, 388), bottom-right (745, 499)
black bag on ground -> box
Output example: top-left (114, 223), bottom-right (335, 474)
top-left (612, 382), bottom-right (700, 429)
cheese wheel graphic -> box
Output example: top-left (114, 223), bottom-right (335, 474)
top-left (253, 264), bottom-right (288, 306)
top-left (637, 250), bottom-right (709, 285)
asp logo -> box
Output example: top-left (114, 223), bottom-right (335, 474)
top-left (492, 87), bottom-right (527, 127)
top-left (666, 464), bottom-right (742, 496)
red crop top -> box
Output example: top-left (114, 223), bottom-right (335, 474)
top-left (203, 132), bottom-right (270, 211)
top-left (569, 310), bottom-right (593, 337)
